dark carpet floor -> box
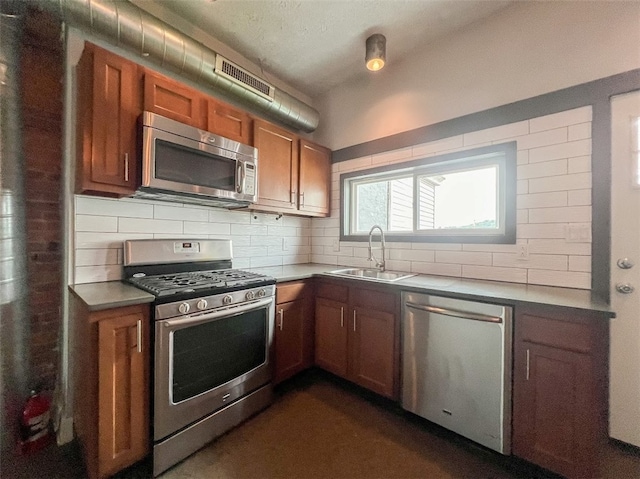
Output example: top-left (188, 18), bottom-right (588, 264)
top-left (3, 370), bottom-right (640, 478)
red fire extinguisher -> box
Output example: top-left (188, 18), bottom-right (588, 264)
top-left (19, 389), bottom-right (52, 454)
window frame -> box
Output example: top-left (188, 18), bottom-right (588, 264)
top-left (339, 142), bottom-right (517, 244)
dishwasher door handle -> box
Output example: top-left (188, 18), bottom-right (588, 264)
top-left (405, 302), bottom-right (503, 323)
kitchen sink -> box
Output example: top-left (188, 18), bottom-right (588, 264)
top-left (329, 268), bottom-right (416, 282)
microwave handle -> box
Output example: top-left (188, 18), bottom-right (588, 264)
top-left (237, 162), bottom-right (245, 194)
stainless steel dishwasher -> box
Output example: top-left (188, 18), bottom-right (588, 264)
top-left (401, 291), bottom-right (512, 454)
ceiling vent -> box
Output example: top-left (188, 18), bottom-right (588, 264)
top-left (215, 55), bottom-right (274, 102)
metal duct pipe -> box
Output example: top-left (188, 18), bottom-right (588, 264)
top-left (36, 0), bottom-right (320, 133)
top-left (0, 2), bottom-right (30, 458)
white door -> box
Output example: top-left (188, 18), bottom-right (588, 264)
top-left (609, 91), bottom-right (640, 447)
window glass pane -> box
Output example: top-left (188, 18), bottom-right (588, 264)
top-left (355, 181), bottom-right (388, 231)
top-left (418, 166), bottom-right (497, 230)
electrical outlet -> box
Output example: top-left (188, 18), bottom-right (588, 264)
top-left (517, 244), bottom-right (529, 261)
top-left (332, 240), bottom-right (340, 252)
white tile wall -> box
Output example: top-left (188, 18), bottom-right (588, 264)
top-left (73, 196), bottom-right (311, 284)
top-left (312, 106), bottom-right (593, 290)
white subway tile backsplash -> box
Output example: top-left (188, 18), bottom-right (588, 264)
top-left (569, 255), bottom-right (591, 272)
top-left (528, 139), bottom-right (591, 163)
top-left (184, 222), bottom-right (231, 236)
top-left (154, 205), bottom-right (209, 222)
top-left (411, 262), bottom-right (462, 277)
top-left (517, 159), bottom-right (567, 180)
top-left (76, 232), bottom-right (153, 249)
top-left (436, 251), bottom-right (492, 266)
top-left (75, 248), bottom-right (120, 267)
top-left (528, 270), bottom-right (590, 289)
top-left (528, 106), bottom-right (592, 133)
top-left (528, 206), bottom-right (591, 224)
top-left (517, 150), bottom-right (529, 165)
top-left (462, 265), bottom-right (527, 283)
top-left (517, 191), bottom-right (567, 209)
top-left (119, 217), bottom-right (182, 234)
top-left (76, 215), bottom-right (118, 232)
top-left (528, 239), bottom-right (590, 255)
top-left (372, 147), bottom-right (412, 165)
top-left (568, 189), bottom-right (591, 206)
top-left (231, 224), bottom-right (268, 236)
top-left (568, 155), bottom-right (591, 174)
top-left (412, 136), bottom-right (464, 157)
top-left (210, 210), bottom-right (251, 224)
top-left (568, 122), bottom-right (591, 141)
top-left (76, 196), bottom-right (153, 218)
top-left (389, 249), bottom-right (435, 262)
top-left (75, 264), bottom-right (122, 284)
top-left (513, 127), bottom-right (567, 150)
top-left (517, 223), bottom-right (568, 239)
top-left (528, 172), bottom-right (591, 193)
top-left (250, 255), bottom-right (283, 268)
top-left (493, 253), bottom-right (568, 271)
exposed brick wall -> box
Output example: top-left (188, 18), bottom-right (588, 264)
top-left (21, 9), bottom-right (63, 391)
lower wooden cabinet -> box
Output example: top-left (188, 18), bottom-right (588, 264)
top-left (315, 280), bottom-right (399, 399)
top-left (72, 297), bottom-right (150, 479)
top-left (512, 305), bottom-right (608, 479)
top-left (274, 281), bottom-right (314, 384)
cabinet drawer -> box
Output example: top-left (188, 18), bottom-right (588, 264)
top-left (316, 282), bottom-right (348, 303)
top-left (518, 312), bottom-right (593, 354)
top-left (276, 281), bottom-right (312, 304)
top-left (351, 287), bottom-right (396, 314)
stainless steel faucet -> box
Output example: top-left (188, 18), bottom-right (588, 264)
top-left (368, 225), bottom-right (386, 272)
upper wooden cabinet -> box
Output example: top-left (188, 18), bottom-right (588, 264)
top-left (207, 98), bottom-right (252, 144)
top-left (252, 119), bottom-right (331, 217)
top-left (143, 71), bottom-right (206, 129)
top-left (298, 139), bottom-right (331, 216)
top-left (315, 280), bottom-right (398, 399)
top-left (76, 43), bottom-right (140, 196)
top-left (512, 305), bottom-right (608, 479)
top-left (253, 119), bottom-right (300, 213)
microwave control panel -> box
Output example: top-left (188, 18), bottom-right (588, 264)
top-left (244, 163), bottom-right (256, 195)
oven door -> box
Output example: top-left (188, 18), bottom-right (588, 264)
top-left (153, 297), bottom-right (274, 441)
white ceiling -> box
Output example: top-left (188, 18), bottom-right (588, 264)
top-left (144, 0), bottom-right (515, 99)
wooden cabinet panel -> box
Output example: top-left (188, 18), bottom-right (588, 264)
top-left (253, 119), bottom-right (299, 212)
top-left (314, 280), bottom-right (398, 399)
top-left (143, 71), bottom-right (205, 128)
top-left (350, 306), bottom-right (396, 398)
top-left (77, 43), bottom-right (139, 196)
top-left (208, 99), bottom-right (252, 144)
top-left (512, 307), bottom-right (608, 479)
top-left (71, 297), bottom-right (149, 479)
top-left (315, 297), bottom-right (348, 377)
top-left (98, 309), bottom-right (149, 477)
top-left (275, 299), bottom-right (306, 384)
top-left (298, 139), bottom-right (331, 216)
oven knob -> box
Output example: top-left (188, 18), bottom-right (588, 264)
top-left (257, 289), bottom-right (266, 298)
top-left (197, 299), bottom-right (208, 310)
top-left (178, 302), bottom-right (190, 314)
top-left (245, 290), bottom-right (256, 301)
top-left (222, 294), bottom-right (233, 305)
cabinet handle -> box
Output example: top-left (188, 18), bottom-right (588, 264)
top-left (299, 191), bottom-right (305, 206)
top-left (136, 319), bottom-right (142, 354)
top-left (290, 190), bottom-right (296, 204)
top-left (340, 306), bottom-right (344, 328)
top-left (124, 153), bottom-right (129, 182)
top-left (526, 349), bottom-right (530, 380)
top-left (278, 309), bottom-right (284, 330)
top-left (353, 310), bottom-right (357, 332)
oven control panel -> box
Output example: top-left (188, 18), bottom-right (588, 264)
top-left (155, 284), bottom-right (276, 321)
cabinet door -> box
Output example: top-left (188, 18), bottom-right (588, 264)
top-left (513, 341), bottom-right (596, 478)
top-left (298, 139), bottom-right (331, 216)
top-left (315, 297), bottom-right (348, 378)
top-left (253, 119), bottom-right (298, 212)
top-left (208, 99), bottom-right (252, 144)
top-left (274, 299), bottom-right (306, 384)
top-left (97, 308), bottom-right (149, 477)
top-left (77, 44), bottom-right (138, 195)
top-left (143, 71), bottom-right (205, 128)
top-left (350, 306), bottom-right (396, 398)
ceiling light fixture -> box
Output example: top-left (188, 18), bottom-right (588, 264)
top-left (365, 34), bottom-right (386, 72)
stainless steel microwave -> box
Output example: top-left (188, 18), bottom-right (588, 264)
top-left (134, 111), bottom-right (258, 208)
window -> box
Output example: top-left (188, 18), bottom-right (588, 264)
top-left (341, 142), bottom-right (516, 243)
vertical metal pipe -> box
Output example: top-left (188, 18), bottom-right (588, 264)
top-left (0, 1), bottom-right (30, 457)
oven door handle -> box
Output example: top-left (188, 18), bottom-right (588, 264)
top-left (160, 297), bottom-right (274, 328)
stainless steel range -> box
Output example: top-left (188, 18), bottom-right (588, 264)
top-left (123, 239), bottom-right (276, 476)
